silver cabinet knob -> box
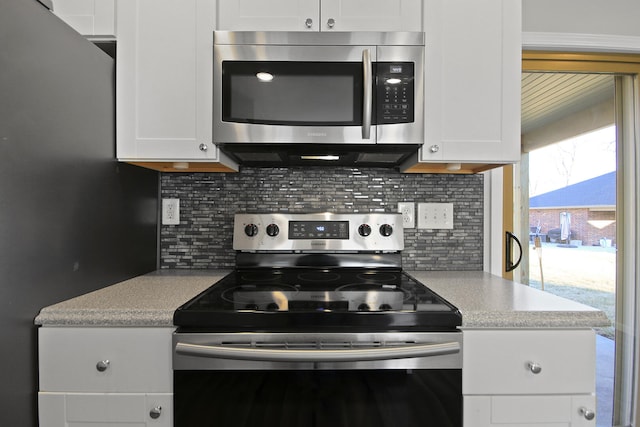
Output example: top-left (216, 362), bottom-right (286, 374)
top-left (198, 143), bottom-right (208, 152)
top-left (429, 144), bottom-right (440, 153)
top-left (96, 360), bottom-right (110, 372)
top-left (149, 406), bottom-right (162, 419)
top-left (527, 361), bottom-right (542, 374)
top-left (305, 18), bottom-right (313, 28)
top-left (579, 406), bottom-right (595, 421)
top-left (327, 18), bottom-right (335, 28)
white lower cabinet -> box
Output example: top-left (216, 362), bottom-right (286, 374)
top-left (463, 329), bottom-right (598, 426)
top-left (39, 392), bottom-right (172, 427)
top-left (465, 395), bottom-right (597, 426)
top-left (38, 327), bottom-right (174, 427)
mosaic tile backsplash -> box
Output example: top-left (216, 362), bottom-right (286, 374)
top-left (160, 167), bottom-right (484, 270)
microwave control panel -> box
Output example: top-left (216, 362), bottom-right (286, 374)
top-left (376, 62), bottom-right (415, 124)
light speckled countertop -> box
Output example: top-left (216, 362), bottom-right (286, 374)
top-left (35, 270), bottom-right (609, 329)
top-left (409, 271), bottom-right (610, 328)
top-left (35, 270), bottom-right (229, 327)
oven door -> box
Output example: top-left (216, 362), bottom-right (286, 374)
top-left (173, 332), bottom-right (462, 427)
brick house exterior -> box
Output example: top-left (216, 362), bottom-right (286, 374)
top-left (529, 172), bottom-right (616, 247)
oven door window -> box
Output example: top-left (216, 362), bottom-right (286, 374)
top-left (222, 61), bottom-right (363, 126)
top-left (175, 369), bottom-right (461, 427)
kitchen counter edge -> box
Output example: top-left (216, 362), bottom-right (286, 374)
top-left (34, 270), bottom-right (230, 327)
top-left (35, 270), bottom-right (610, 329)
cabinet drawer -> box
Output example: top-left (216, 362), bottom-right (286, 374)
top-left (39, 327), bottom-right (174, 392)
top-left (463, 329), bottom-right (595, 395)
top-left (464, 395), bottom-right (596, 426)
top-left (39, 392), bottom-right (172, 427)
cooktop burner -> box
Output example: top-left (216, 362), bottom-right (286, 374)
top-left (174, 268), bottom-right (461, 332)
top-left (174, 213), bottom-right (462, 332)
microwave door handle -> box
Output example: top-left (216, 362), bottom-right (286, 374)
top-left (362, 48), bottom-right (373, 139)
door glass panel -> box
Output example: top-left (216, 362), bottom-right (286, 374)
top-left (521, 72), bottom-right (617, 427)
top-left (222, 61), bottom-right (362, 125)
top-left (175, 370), bottom-right (462, 427)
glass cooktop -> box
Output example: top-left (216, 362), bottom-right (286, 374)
top-left (174, 269), bottom-right (462, 332)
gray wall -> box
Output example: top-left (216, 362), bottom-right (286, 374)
top-left (523, 0), bottom-right (640, 37)
top-left (160, 167), bottom-right (484, 271)
top-left (0, 1), bottom-right (158, 426)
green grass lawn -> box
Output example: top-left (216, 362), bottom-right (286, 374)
top-left (528, 243), bottom-right (616, 339)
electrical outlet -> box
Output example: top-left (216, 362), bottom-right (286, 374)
top-left (162, 198), bottom-right (180, 225)
top-left (397, 202), bottom-right (415, 228)
top-left (417, 203), bottom-right (454, 229)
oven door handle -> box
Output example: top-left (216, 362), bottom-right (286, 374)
top-left (175, 341), bottom-right (460, 362)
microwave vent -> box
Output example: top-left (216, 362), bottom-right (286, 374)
top-left (233, 152), bottom-right (283, 162)
top-left (356, 152), bottom-right (406, 164)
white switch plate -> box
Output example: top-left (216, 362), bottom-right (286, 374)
top-left (162, 198), bottom-right (180, 225)
top-left (398, 202), bottom-right (415, 228)
top-left (417, 203), bottom-right (454, 229)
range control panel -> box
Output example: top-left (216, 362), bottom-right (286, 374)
top-left (233, 213), bottom-right (403, 252)
top-left (289, 220), bottom-right (349, 240)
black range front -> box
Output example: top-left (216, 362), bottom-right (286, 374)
top-left (173, 213), bottom-right (462, 427)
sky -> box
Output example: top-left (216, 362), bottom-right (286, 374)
top-left (528, 125), bottom-right (617, 197)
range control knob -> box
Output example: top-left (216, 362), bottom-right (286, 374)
top-left (379, 224), bottom-right (393, 237)
top-left (266, 223), bottom-right (280, 237)
top-left (358, 224), bottom-right (372, 237)
top-left (357, 303), bottom-right (370, 311)
top-left (244, 224), bottom-right (259, 237)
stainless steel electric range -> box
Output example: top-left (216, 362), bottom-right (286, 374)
top-left (173, 213), bottom-right (463, 427)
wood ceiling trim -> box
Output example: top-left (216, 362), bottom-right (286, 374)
top-left (523, 51), bottom-right (640, 74)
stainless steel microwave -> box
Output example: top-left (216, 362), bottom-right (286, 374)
top-left (213, 31), bottom-right (425, 167)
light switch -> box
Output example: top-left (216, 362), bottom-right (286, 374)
top-left (417, 203), bottom-right (454, 229)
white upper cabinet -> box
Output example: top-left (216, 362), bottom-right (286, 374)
top-left (52, 0), bottom-right (116, 37)
top-left (411, 0), bottom-right (521, 169)
top-left (116, 0), bottom-right (237, 170)
top-left (113, 0), bottom-right (517, 172)
top-left (320, 0), bottom-right (422, 32)
top-left (217, 0), bottom-right (318, 31)
top-left (216, 0), bottom-right (422, 32)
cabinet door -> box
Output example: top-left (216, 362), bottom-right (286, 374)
top-left (39, 392), bottom-right (172, 427)
top-left (116, 0), bottom-right (222, 161)
top-left (216, 0), bottom-right (319, 31)
top-left (420, 0), bottom-right (521, 164)
top-left (464, 395), bottom-right (597, 427)
top-left (320, 0), bottom-right (422, 31)
top-left (217, 0), bottom-right (422, 32)
top-left (52, 0), bottom-right (116, 37)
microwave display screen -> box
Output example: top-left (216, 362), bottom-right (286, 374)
top-left (222, 61), bottom-right (362, 126)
